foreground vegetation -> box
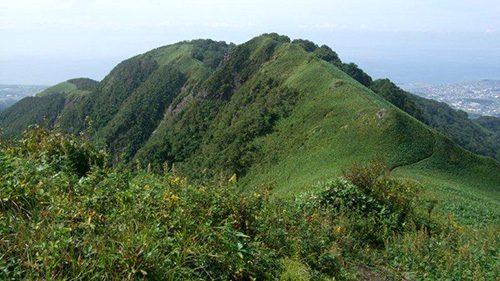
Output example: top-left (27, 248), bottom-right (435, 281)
top-left (1, 128), bottom-right (498, 280)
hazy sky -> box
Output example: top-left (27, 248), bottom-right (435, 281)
top-left (1, 0), bottom-right (499, 85)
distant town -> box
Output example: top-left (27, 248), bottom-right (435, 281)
top-left (401, 80), bottom-right (500, 118)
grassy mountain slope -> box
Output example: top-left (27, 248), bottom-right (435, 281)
top-left (0, 99), bottom-right (17, 112)
top-left (55, 40), bottom-right (231, 160)
top-left (135, 35), bottom-right (437, 191)
top-left (56, 56), bottom-right (160, 134)
top-left (37, 78), bottom-right (97, 97)
top-left (370, 79), bottom-right (500, 160)
top-left (0, 34), bottom-right (498, 226)
top-left (410, 94), bottom-right (500, 160)
top-left (0, 34), bottom-right (499, 279)
top-left (474, 116), bottom-right (500, 159)
top-left (475, 115), bottom-right (500, 133)
top-left (0, 93), bottom-right (66, 137)
top-left (2, 128), bottom-right (497, 280)
top-left (0, 78), bottom-right (98, 137)
top-left (394, 135), bottom-right (500, 226)
top-left (137, 35), bottom-right (500, 227)
top-left (214, 42), bottom-right (434, 195)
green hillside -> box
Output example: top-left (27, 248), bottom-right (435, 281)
top-left (2, 128), bottom-right (498, 280)
top-left (0, 33), bottom-right (498, 223)
top-left (474, 116), bottom-right (500, 158)
top-left (0, 78), bottom-right (98, 137)
top-left (0, 93), bottom-right (66, 137)
top-left (0, 33), bottom-right (499, 280)
top-left (370, 79), bottom-right (500, 161)
top-left (475, 115), bottom-right (500, 133)
top-left (0, 99), bottom-right (17, 112)
top-left (37, 78), bottom-right (97, 97)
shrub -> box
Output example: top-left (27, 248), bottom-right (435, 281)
top-left (0, 130), bottom-right (495, 280)
top-left (17, 126), bottom-right (107, 176)
top-left (342, 159), bottom-right (386, 190)
top-left (279, 258), bottom-right (311, 281)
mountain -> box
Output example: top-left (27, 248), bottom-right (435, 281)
top-left (474, 116), bottom-right (500, 156)
top-left (0, 99), bottom-right (17, 112)
top-left (0, 78), bottom-right (96, 136)
top-left (475, 115), bottom-right (500, 133)
top-left (36, 78), bottom-right (98, 97)
top-left (370, 79), bottom-right (500, 160)
top-left (0, 84), bottom-right (47, 111)
top-left (0, 34), bottom-right (498, 220)
top-left (1, 33), bottom-right (499, 280)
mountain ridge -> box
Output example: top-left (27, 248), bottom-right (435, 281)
top-left (0, 34), bottom-right (498, 209)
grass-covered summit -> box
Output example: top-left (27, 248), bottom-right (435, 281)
top-left (0, 33), bottom-right (499, 280)
top-left (0, 33), bottom-right (498, 222)
top-left (36, 78), bottom-right (98, 98)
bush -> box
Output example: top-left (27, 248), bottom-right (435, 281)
top-left (342, 159), bottom-right (386, 189)
top-left (18, 126), bottom-right (107, 176)
top-left (1, 130), bottom-right (496, 280)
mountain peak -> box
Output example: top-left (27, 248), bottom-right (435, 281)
top-left (0, 35), bottom-right (498, 203)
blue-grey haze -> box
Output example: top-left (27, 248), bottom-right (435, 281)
top-left (1, 0), bottom-right (499, 85)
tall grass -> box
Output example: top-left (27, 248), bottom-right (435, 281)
top-left (0, 128), bottom-right (497, 280)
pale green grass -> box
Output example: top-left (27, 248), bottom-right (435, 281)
top-left (37, 81), bottom-right (90, 97)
